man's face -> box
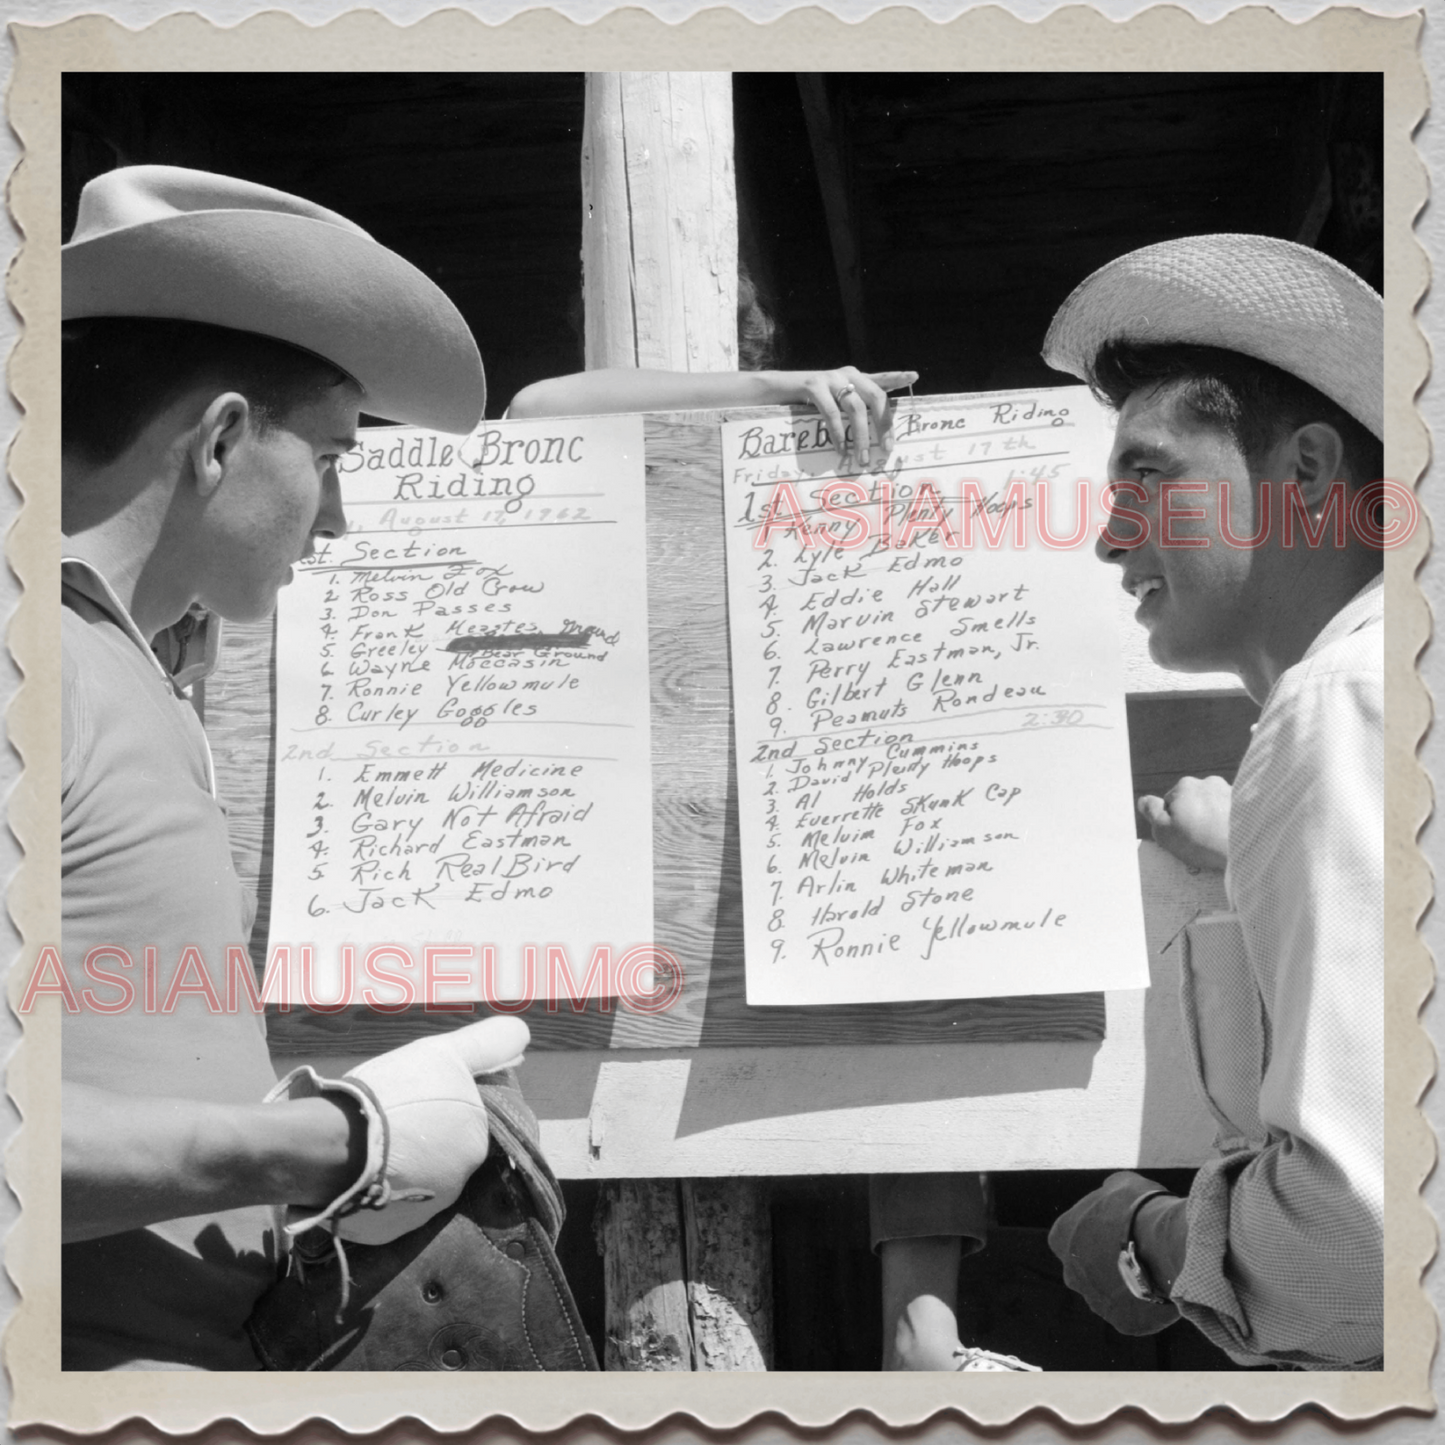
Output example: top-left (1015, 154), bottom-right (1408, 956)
top-left (1095, 381), bottom-right (1269, 678)
top-left (199, 384), bottom-right (359, 622)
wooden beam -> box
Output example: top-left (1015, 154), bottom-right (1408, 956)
top-left (580, 72), bottom-right (772, 1373)
top-left (682, 1179), bottom-right (773, 1370)
top-left (596, 1180), bottom-right (694, 1371)
top-left (796, 73), bottom-right (869, 365)
top-left (581, 73), bottom-right (738, 372)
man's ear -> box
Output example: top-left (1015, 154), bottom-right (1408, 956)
top-left (188, 392), bottom-right (252, 498)
top-left (1280, 422), bottom-right (1347, 511)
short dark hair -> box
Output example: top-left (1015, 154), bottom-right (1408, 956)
top-left (1088, 340), bottom-right (1383, 491)
top-left (63, 316), bottom-right (353, 466)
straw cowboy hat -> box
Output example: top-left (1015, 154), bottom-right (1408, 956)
top-left (63, 165), bottom-right (485, 433)
top-left (1042, 233), bottom-right (1382, 442)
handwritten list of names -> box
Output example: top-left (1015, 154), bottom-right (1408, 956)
top-left (722, 390), bottom-right (1149, 1006)
top-left (269, 415), bottom-right (652, 1002)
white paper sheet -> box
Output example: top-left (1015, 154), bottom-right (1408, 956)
top-left (269, 415), bottom-right (652, 1006)
top-left (722, 389), bottom-right (1150, 1006)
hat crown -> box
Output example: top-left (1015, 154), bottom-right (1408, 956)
top-left (1106, 233), bottom-right (1373, 330)
top-left (62, 164), bottom-right (485, 432)
top-left (70, 164), bottom-right (371, 246)
top-left (1042, 233), bottom-right (1383, 441)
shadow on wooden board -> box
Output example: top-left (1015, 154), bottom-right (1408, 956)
top-left (670, 1032), bottom-right (1100, 1138)
top-left (215, 409), bottom-right (1257, 1064)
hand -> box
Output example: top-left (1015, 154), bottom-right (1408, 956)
top-left (1138, 775), bottom-right (1231, 871)
top-left (1047, 1171), bottom-right (1181, 1336)
top-left (270, 1015), bottom-right (529, 1245)
top-left (783, 367), bottom-right (918, 469)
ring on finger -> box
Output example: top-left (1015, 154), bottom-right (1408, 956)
top-left (833, 383), bottom-right (857, 401)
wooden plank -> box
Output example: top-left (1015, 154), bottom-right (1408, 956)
top-left (841, 76), bottom-right (1315, 162)
top-left (1125, 689), bottom-right (1259, 837)
top-left (582, 75), bottom-right (747, 1379)
top-left (203, 615), bottom-right (276, 961)
top-left (293, 843), bottom-right (1228, 1180)
top-left (596, 1180), bottom-right (693, 1371)
top-left (681, 1179), bottom-right (773, 1370)
top-left (215, 399), bottom-right (1261, 1059)
top-left (581, 73), bottom-right (738, 373)
top-left (254, 404), bottom-right (1108, 1058)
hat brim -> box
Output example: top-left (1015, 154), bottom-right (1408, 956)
top-left (1041, 235), bottom-right (1382, 442)
top-left (63, 210), bottom-right (485, 433)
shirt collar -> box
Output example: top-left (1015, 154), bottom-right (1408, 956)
top-left (1300, 571), bottom-right (1384, 665)
top-left (60, 557), bottom-right (222, 692)
top-left (61, 557), bottom-right (169, 681)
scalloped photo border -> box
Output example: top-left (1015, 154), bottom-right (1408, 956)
top-left (3, 4), bottom-right (1432, 1433)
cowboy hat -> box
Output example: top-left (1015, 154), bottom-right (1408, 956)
top-left (1042, 234), bottom-right (1382, 441)
top-left (63, 165), bottom-right (485, 433)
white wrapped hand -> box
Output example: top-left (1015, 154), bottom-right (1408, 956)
top-left (268, 1016), bottom-right (529, 1245)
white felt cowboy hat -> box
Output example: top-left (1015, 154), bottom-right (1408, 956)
top-left (63, 165), bottom-right (485, 433)
top-left (1042, 233), bottom-right (1382, 442)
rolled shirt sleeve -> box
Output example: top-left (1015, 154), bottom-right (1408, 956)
top-left (1172, 584), bottom-right (1383, 1369)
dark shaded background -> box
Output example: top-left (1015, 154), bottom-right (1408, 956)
top-left (64, 73), bottom-right (1381, 415)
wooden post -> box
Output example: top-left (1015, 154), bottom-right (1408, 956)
top-left (581, 73), bottom-right (739, 372)
top-left (596, 1181), bottom-right (693, 1372)
top-left (581, 70), bottom-right (771, 1372)
top-left (682, 1179), bottom-right (773, 1370)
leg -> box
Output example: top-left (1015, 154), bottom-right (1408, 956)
top-left (880, 1234), bottom-right (965, 1370)
top-left (870, 1173), bottom-right (987, 1371)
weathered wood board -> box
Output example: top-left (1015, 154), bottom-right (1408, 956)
top-left (285, 842), bottom-right (1230, 1178)
top-left (1126, 690), bottom-right (1259, 818)
top-left (204, 404), bottom-right (1257, 1060)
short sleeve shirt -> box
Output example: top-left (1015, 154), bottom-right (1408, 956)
top-left (61, 562), bottom-right (279, 1370)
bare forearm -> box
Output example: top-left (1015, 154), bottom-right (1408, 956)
top-left (62, 1081), bottom-right (364, 1243)
top-left (1134, 1194), bottom-right (1190, 1295)
top-left (508, 368), bottom-right (805, 419)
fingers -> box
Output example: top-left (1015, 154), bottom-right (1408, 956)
top-left (1137, 794), bottom-right (1170, 833)
top-left (868, 370), bottom-right (919, 394)
top-left (852, 372), bottom-right (891, 453)
top-left (801, 373), bottom-right (849, 458)
top-left (1138, 781), bottom-right (1229, 871)
top-left (444, 1015), bottom-right (531, 1074)
top-left (837, 376), bottom-right (873, 463)
top-left (798, 367), bottom-right (918, 469)
top-left (844, 368), bottom-right (919, 462)
top-left (825, 367), bottom-right (873, 465)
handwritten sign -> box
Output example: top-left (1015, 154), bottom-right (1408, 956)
top-left (269, 415), bottom-right (653, 1004)
top-left (722, 389), bottom-right (1149, 1006)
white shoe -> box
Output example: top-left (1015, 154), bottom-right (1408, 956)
top-left (953, 1345), bottom-right (1042, 1372)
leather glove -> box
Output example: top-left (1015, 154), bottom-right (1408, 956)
top-left (266, 1016), bottom-right (529, 1245)
top-left (1047, 1170), bottom-right (1181, 1336)
top-left (247, 1066), bottom-right (598, 1371)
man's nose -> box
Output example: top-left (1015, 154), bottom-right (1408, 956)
top-left (1095, 526), bottom-right (1129, 564)
top-left (315, 470), bottom-right (348, 541)
top-left (1095, 485), bottom-right (1144, 562)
